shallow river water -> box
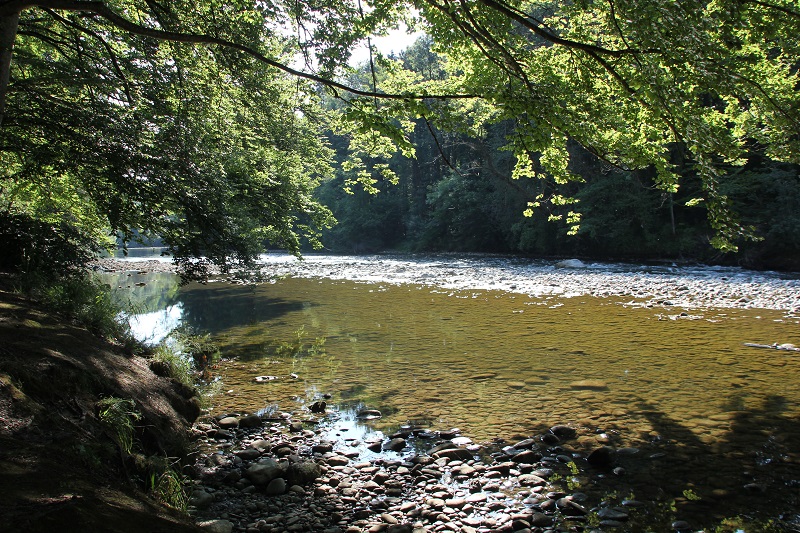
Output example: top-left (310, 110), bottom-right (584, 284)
top-left (107, 253), bottom-right (800, 528)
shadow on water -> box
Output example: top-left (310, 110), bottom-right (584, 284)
top-left (177, 284), bottom-right (309, 335)
top-left (560, 395), bottom-right (800, 531)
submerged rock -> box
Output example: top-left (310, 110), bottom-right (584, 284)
top-left (587, 446), bottom-right (617, 468)
top-left (570, 379), bottom-right (609, 391)
top-left (357, 409), bottom-right (382, 420)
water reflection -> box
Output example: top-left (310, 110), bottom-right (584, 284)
top-left (178, 284), bottom-right (308, 336)
top-left (111, 270), bottom-right (800, 527)
top-left (129, 304), bottom-right (183, 344)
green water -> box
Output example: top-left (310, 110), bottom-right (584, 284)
top-left (115, 271), bottom-right (800, 526)
top-left (172, 278), bottom-right (797, 438)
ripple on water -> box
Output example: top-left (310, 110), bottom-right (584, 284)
top-left (113, 264), bottom-right (800, 528)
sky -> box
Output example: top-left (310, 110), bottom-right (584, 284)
top-left (348, 25), bottom-right (423, 66)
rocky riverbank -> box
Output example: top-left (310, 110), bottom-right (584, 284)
top-left (190, 410), bottom-right (636, 533)
top-left (187, 403), bottom-right (793, 533)
top-left (97, 253), bottom-right (800, 315)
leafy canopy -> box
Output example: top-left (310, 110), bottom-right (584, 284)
top-left (1, 0), bottom-right (798, 272)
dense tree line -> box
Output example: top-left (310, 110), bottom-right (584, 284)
top-left (1, 1), bottom-right (798, 276)
top-left (317, 36), bottom-right (800, 270)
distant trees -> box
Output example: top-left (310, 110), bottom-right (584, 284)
top-left (319, 33), bottom-right (800, 267)
top-left (1, 1), bottom-right (798, 273)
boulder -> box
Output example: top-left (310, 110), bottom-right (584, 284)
top-left (518, 474), bottom-right (547, 487)
top-left (383, 437), bottom-right (407, 452)
top-left (245, 458), bottom-right (285, 485)
top-left (555, 259), bottom-right (585, 268)
top-left (238, 414), bottom-right (262, 428)
top-left (587, 446), bottom-right (616, 468)
top-left (432, 448), bottom-right (473, 462)
top-left (549, 425), bottom-right (577, 439)
top-left (288, 461), bottom-right (322, 486)
top-left (265, 477), bottom-right (286, 496)
top-left (234, 448), bottom-right (261, 461)
top-left (216, 416), bottom-right (239, 429)
top-left (510, 450), bottom-right (541, 464)
top-left (189, 489), bottom-right (214, 509)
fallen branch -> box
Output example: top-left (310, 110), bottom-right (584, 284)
top-left (743, 342), bottom-right (800, 352)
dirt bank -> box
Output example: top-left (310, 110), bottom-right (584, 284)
top-left (0, 276), bottom-right (201, 532)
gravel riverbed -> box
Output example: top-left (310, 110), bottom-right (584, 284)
top-left (188, 408), bottom-right (677, 533)
top-left (98, 253), bottom-right (800, 315)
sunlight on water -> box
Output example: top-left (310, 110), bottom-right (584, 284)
top-left (113, 268), bottom-right (800, 526)
top-left (128, 304), bottom-right (183, 345)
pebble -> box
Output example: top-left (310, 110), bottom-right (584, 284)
top-left (103, 255), bottom-right (799, 312)
top-left (187, 392), bottom-right (765, 533)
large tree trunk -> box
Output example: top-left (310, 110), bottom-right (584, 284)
top-left (0, 10), bottom-right (20, 128)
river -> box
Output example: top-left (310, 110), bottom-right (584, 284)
top-left (104, 253), bottom-right (800, 529)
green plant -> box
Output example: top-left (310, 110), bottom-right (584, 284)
top-left (149, 464), bottom-right (188, 511)
top-left (152, 344), bottom-right (195, 388)
top-left (309, 335), bottom-right (326, 356)
top-left (20, 272), bottom-right (135, 341)
top-left (275, 325), bottom-right (308, 357)
top-left (97, 397), bottom-right (141, 455)
top-left (275, 326), bottom-right (327, 358)
top-left (166, 327), bottom-right (220, 377)
top-left (683, 488), bottom-right (701, 501)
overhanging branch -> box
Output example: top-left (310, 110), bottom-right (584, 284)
top-left (15, 0), bottom-right (479, 101)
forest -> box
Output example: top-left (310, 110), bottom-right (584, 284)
top-left (1, 0), bottom-right (799, 277)
top-left (1, 3), bottom-right (799, 532)
top-left (319, 37), bottom-right (800, 269)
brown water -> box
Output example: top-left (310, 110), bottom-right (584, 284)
top-left (116, 271), bottom-right (800, 527)
top-left (175, 278), bottom-right (796, 434)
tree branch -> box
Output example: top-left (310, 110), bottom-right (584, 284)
top-left (742, 0), bottom-right (800, 18)
top-left (19, 0), bottom-right (478, 101)
top-left (43, 8), bottom-right (134, 105)
top-left (475, 0), bottom-right (656, 57)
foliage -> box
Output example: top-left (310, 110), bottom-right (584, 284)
top-left (151, 344), bottom-right (196, 388)
top-left (161, 327), bottom-right (221, 380)
top-left (0, 211), bottom-right (103, 275)
top-left (419, 171), bottom-right (505, 251)
top-left (2, 1), bottom-right (336, 280)
top-left (19, 270), bottom-right (136, 342)
top-left (148, 460), bottom-right (188, 511)
top-left (1, 0), bottom-right (799, 268)
top-left (96, 396), bottom-right (142, 456)
top-left (319, 35), bottom-right (800, 267)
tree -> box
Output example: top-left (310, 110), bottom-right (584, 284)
top-left (1, 1), bottom-right (336, 278)
top-left (1, 0), bottom-right (798, 272)
top-left (408, 0), bottom-right (800, 250)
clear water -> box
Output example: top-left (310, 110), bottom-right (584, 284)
top-left (107, 264), bottom-right (800, 528)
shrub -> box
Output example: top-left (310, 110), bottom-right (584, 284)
top-left (96, 397), bottom-right (141, 456)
